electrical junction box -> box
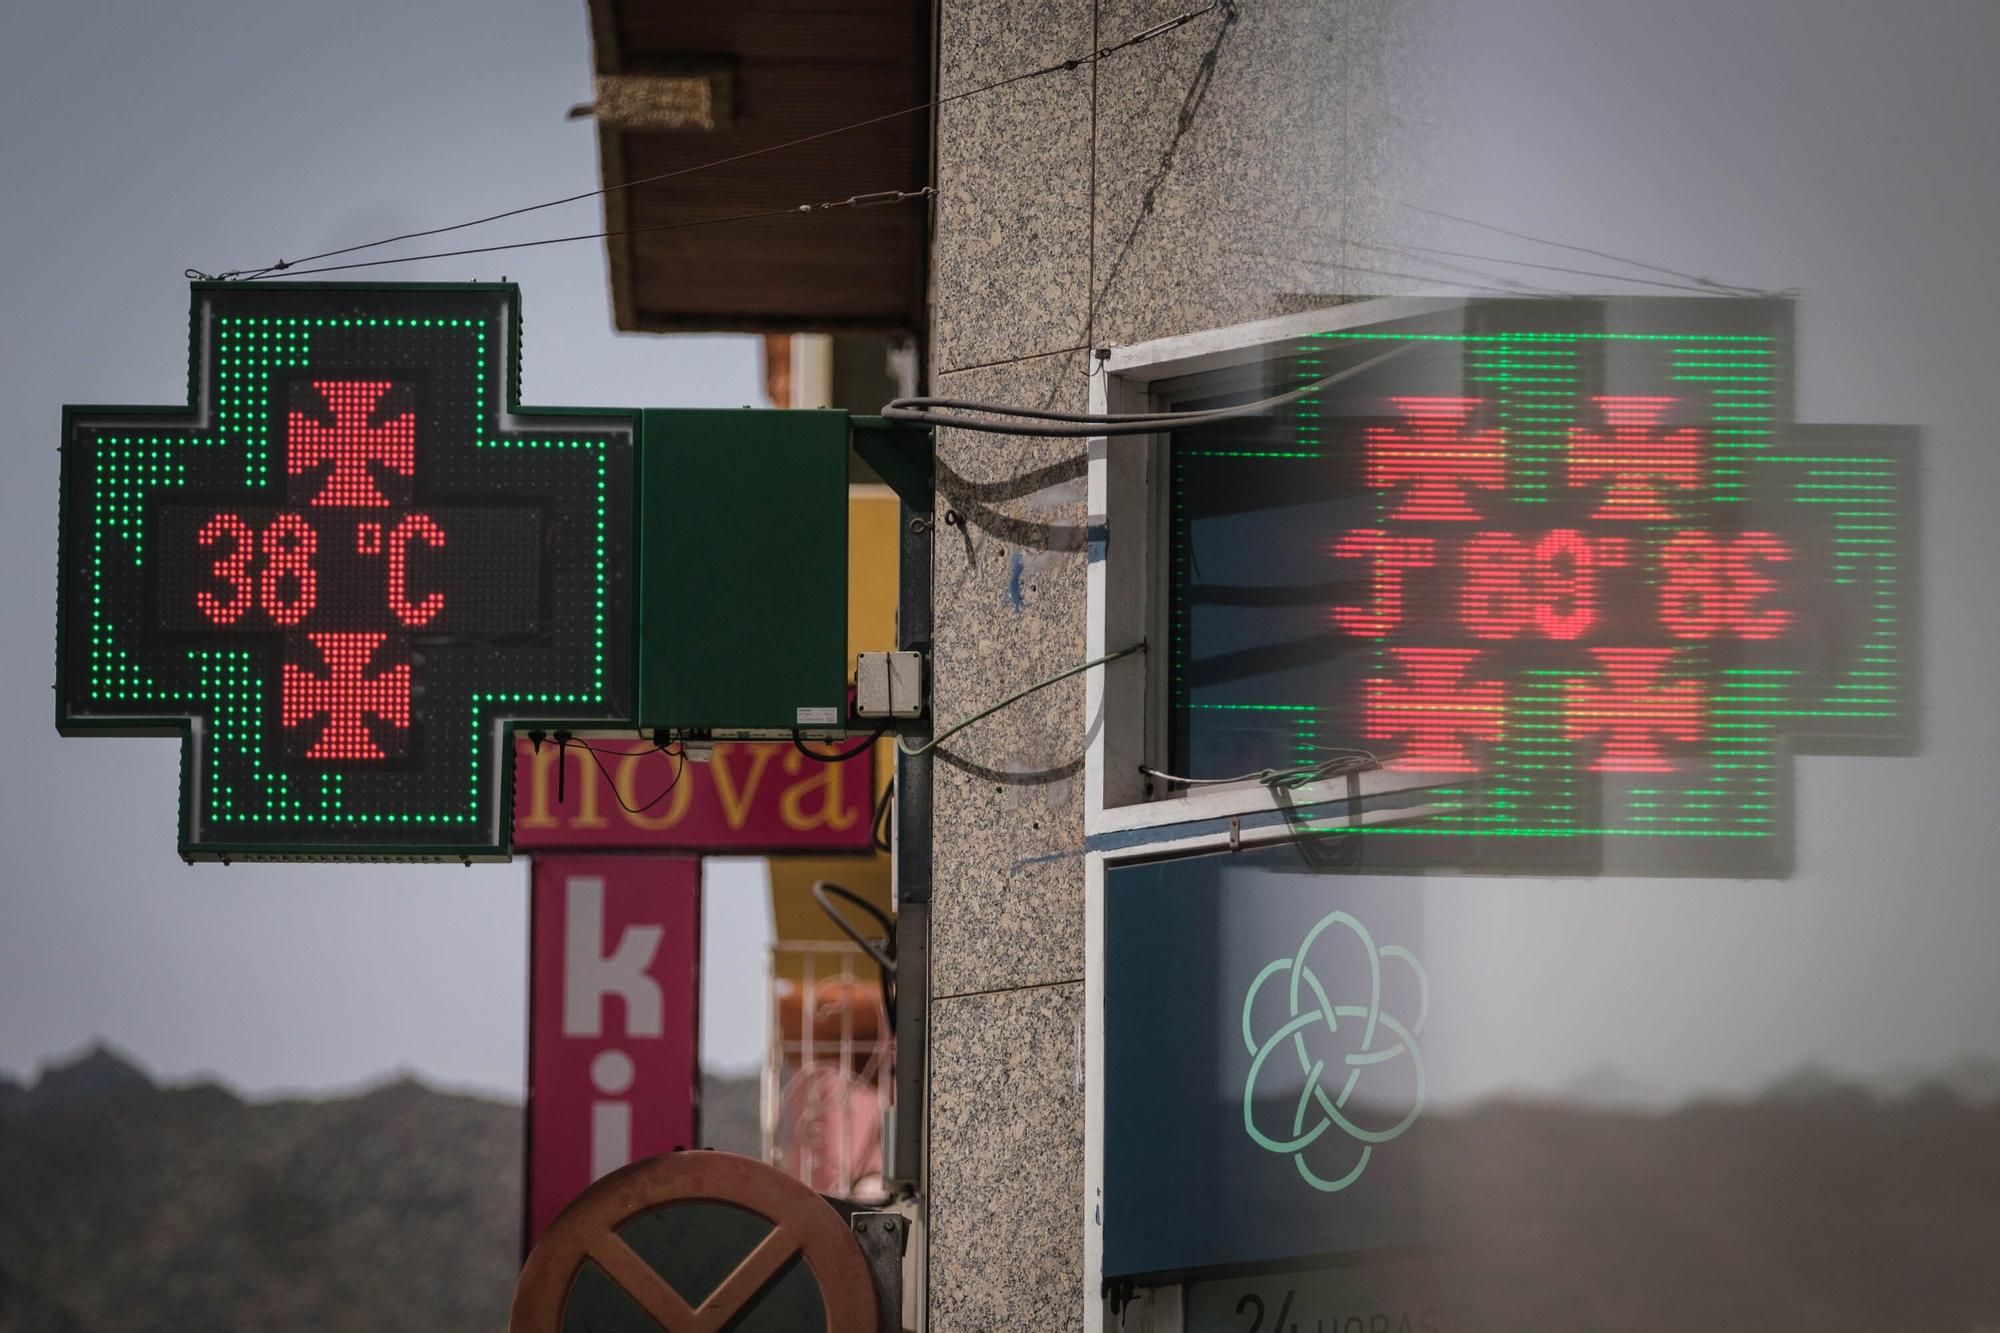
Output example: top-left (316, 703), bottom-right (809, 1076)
top-left (855, 650), bottom-right (923, 719)
top-left (636, 408), bottom-right (851, 739)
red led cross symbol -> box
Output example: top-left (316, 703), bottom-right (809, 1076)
top-left (1568, 396), bottom-right (1702, 521)
top-left (1365, 648), bottom-right (1506, 772)
top-left (1365, 398), bottom-right (1506, 522)
top-left (287, 380), bottom-right (416, 507)
top-left (1565, 648), bottom-right (1703, 772)
top-left (281, 632), bottom-right (412, 761)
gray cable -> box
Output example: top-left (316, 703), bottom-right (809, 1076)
top-left (897, 642), bottom-right (1145, 757)
top-left (882, 341), bottom-right (1419, 436)
top-left (810, 881), bottom-right (896, 975)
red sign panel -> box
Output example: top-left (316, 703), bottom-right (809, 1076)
top-left (512, 736), bottom-right (875, 851)
top-left (526, 855), bottom-right (699, 1245)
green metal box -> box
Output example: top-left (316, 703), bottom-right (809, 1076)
top-left (636, 408), bottom-right (851, 738)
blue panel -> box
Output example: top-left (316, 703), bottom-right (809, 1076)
top-left (1104, 847), bottom-right (1429, 1279)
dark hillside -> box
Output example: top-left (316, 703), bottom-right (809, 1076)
top-left (5, 1045), bottom-right (1997, 1330)
top-left (0, 1046), bottom-right (767, 1333)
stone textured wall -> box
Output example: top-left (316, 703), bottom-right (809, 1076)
top-left (924, 2), bottom-right (1434, 1326)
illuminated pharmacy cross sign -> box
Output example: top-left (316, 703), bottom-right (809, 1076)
top-left (57, 285), bottom-right (633, 860)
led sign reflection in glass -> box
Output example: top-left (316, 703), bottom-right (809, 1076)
top-left (1167, 299), bottom-right (1917, 874)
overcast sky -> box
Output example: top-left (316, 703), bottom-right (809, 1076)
top-left (3, 0), bottom-right (1997, 1107)
top-left (0, 0), bottom-right (769, 1097)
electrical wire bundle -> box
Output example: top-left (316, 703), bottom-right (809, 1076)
top-left (881, 342), bottom-right (1419, 436)
top-left (1141, 747), bottom-right (1378, 793)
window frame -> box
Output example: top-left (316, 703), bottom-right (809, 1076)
top-left (1082, 296), bottom-right (1467, 847)
top-left (1078, 299), bottom-right (1469, 1330)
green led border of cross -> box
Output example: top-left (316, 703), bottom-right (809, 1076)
top-left (83, 313), bottom-right (615, 827)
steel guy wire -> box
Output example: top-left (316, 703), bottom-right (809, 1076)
top-left (1389, 241), bottom-right (1755, 297)
top-left (1339, 238), bottom-right (1570, 296)
top-left (1400, 202), bottom-right (1769, 296)
top-left (217, 189), bottom-right (936, 280)
top-left (192, 1), bottom-right (1232, 282)
top-left (1233, 245), bottom-right (1537, 298)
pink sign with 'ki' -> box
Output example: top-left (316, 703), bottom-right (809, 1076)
top-left (525, 855), bottom-right (700, 1245)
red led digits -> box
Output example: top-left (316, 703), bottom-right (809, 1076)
top-left (1458, 530), bottom-right (1628, 640)
top-left (196, 512), bottom-right (256, 625)
top-left (194, 513), bottom-right (320, 626)
top-left (1366, 398), bottom-right (1505, 521)
top-left (1659, 530), bottom-right (1792, 640)
top-left (1528, 529), bottom-right (1618, 640)
top-left (258, 512), bottom-right (318, 626)
top-left (287, 380), bottom-right (415, 507)
top-left (1330, 530), bottom-right (1435, 635)
top-left (1364, 648), bottom-right (1505, 772)
top-left (1724, 532), bottom-right (1791, 639)
top-left (1458, 532), bottom-right (1534, 639)
top-left (1568, 397), bottom-right (1701, 520)
top-left (386, 513), bottom-right (446, 626)
top-left (1565, 648), bottom-right (1703, 772)
top-left (281, 632), bottom-right (411, 762)
top-left (1658, 532), bottom-right (1726, 636)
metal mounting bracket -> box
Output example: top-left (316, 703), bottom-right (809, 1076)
top-left (850, 417), bottom-right (935, 514)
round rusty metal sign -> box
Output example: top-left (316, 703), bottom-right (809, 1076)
top-left (510, 1150), bottom-right (878, 1333)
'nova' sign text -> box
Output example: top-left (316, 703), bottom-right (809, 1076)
top-left (511, 735), bottom-right (875, 852)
